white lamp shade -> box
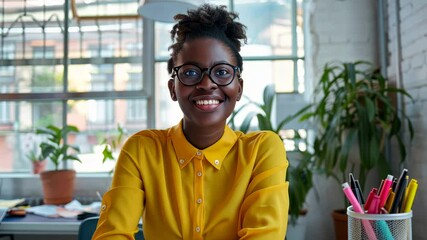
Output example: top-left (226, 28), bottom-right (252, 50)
top-left (138, 0), bottom-right (201, 23)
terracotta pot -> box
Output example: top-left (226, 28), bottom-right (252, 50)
top-left (40, 169), bottom-right (76, 205)
top-left (331, 209), bottom-right (348, 240)
top-left (32, 160), bottom-right (47, 174)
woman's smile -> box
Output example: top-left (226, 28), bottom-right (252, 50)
top-left (195, 100), bottom-right (221, 111)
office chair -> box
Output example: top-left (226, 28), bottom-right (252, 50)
top-left (78, 216), bottom-right (144, 240)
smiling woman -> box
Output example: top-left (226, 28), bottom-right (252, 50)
top-left (92, 4), bottom-right (289, 240)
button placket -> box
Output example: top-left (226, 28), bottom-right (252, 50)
top-left (193, 152), bottom-right (204, 236)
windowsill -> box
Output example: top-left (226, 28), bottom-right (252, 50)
top-left (0, 173), bottom-right (112, 200)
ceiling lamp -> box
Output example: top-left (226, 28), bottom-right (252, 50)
top-left (138, 0), bottom-right (200, 23)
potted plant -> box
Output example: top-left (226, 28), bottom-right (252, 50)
top-left (26, 148), bottom-right (46, 174)
top-left (293, 61), bottom-right (414, 239)
top-left (228, 84), bottom-right (314, 236)
top-left (36, 124), bottom-right (81, 205)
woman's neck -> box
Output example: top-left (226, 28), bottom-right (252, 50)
top-left (182, 121), bottom-right (225, 149)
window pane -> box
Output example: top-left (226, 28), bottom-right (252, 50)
top-left (68, 17), bottom-right (143, 92)
top-left (0, 64), bottom-right (64, 93)
top-left (242, 60), bottom-right (296, 93)
top-left (237, 0), bottom-right (294, 56)
top-left (0, 100), bottom-right (63, 173)
top-left (154, 0), bottom-right (230, 59)
top-left (0, 1), bottom-right (65, 59)
top-left (155, 62), bottom-right (182, 129)
top-left (69, 99), bottom-right (147, 173)
top-left (155, 22), bottom-right (174, 60)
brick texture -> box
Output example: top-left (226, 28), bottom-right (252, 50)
top-left (387, 2), bottom-right (427, 239)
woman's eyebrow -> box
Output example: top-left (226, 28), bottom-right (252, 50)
top-left (180, 60), bottom-right (234, 67)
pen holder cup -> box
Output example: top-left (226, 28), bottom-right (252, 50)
top-left (347, 206), bottom-right (412, 240)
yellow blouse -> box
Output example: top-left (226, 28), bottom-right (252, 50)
top-left (93, 122), bottom-right (289, 240)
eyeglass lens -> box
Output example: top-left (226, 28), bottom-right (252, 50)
top-left (176, 63), bottom-right (237, 86)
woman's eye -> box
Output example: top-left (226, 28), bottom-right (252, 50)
top-left (215, 69), bottom-right (230, 77)
top-left (184, 70), bottom-right (199, 77)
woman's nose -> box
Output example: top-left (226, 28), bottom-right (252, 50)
top-left (196, 72), bottom-right (218, 90)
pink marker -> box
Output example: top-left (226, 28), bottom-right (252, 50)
top-left (378, 175), bottom-right (393, 211)
top-left (343, 182), bottom-right (377, 240)
top-left (367, 195), bottom-right (380, 214)
top-left (364, 188), bottom-right (378, 211)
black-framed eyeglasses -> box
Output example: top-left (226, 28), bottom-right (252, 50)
top-left (172, 63), bottom-right (240, 86)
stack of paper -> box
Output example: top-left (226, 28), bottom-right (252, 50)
top-left (0, 198), bottom-right (25, 208)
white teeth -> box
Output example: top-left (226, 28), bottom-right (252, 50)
top-left (196, 99), bottom-right (220, 105)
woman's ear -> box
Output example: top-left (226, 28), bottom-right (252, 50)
top-left (236, 78), bottom-right (243, 101)
top-left (168, 79), bottom-right (177, 101)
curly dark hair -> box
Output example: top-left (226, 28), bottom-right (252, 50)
top-left (167, 4), bottom-right (247, 75)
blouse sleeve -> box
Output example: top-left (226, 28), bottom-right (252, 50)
top-left (237, 131), bottom-right (289, 240)
top-left (92, 136), bottom-right (145, 240)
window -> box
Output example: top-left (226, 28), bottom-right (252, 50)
top-left (0, 0), bottom-right (304, 173)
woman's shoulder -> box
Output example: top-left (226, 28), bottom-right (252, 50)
top-left (236, 130), bottom-right (282, 145)
top-left (125, 128), bottom-right (170, 145)
top-left (133, 128), bottom-right (168, 137)
top-left (238, 130), bottom-right (280, 139)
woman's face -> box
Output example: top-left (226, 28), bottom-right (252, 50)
top-left (168, 38), bottom-right (243, 129)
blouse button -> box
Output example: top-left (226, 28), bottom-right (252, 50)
top-left (196, 151), bottom-right (202, 156)
top-left (101, 204), bottom-right (106, 211)
top-left (197, 198), bottom-right (203, 204)
top-left (179, 159), bottom-right (185, 164)
top-left (197, 171), bottom-right (202, 177)
top-left (195, 226), bottom-right (201, 232)
top-left (214, 160), bottom-right (220, 165)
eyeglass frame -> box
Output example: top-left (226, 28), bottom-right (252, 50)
top-left (172, 62), bottom-right (241, 86)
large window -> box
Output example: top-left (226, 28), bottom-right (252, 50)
top-left (0, 0), bottom-right (304, 173)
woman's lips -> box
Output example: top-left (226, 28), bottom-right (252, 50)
top-left (194, 99), bottom-right (221, 111)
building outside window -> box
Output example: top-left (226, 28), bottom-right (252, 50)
top-left (0, 0), bottom-right (304, 173)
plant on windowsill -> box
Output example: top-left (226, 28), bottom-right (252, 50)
top-left (292, 60), bottom-right (414, 239)
top-left (36, 124), bottom-right (81, 205)
top-left (26, 148), bottom-right (46, 174)
top-left (228, 84), bottom-right (314, 229)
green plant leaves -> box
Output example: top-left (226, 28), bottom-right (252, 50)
top-left (292, 61), bottom-right (414, 197)
top-left (227, 84), bottom-right (314, 225)
top-left (36, 124), bottom-right (80, 171)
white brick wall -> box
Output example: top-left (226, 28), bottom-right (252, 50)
top-left (305, 0), bottom-right (378, 79)
top-left (388, 1), bottom-right (427, 239)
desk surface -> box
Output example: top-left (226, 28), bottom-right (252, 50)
top-left (0, 213), bottom-right (82, 235)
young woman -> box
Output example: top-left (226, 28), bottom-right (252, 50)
top-left (93, 4), bottom-right (289, 239)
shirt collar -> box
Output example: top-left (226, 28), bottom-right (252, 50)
top-left (170, 121), bottom-right (238, 170)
